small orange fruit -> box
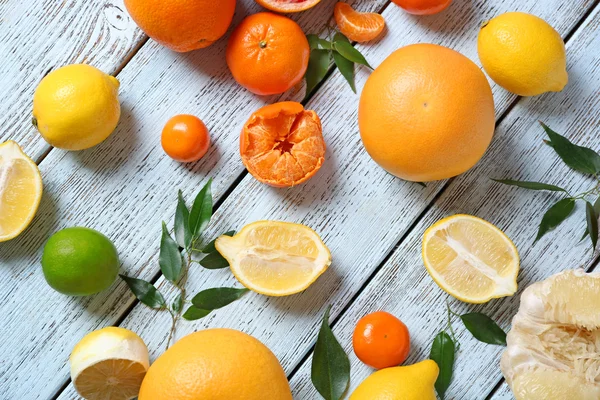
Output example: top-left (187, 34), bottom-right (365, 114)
top-left (359, 44), bottom-right (495, 182)
top-left (391, 0), bottom-right (452, 15)
top-left (334, 3), bottom-right (385, 43)
top-left (138, 329), bottom-right (292, 400)
top-left (226, 12), bottom-right (310, 95)
top-left (353, 311), bottom-right (410, 370)
top-left (124, 0), bottom-right (236, 52)
top-left (240, 101), bottom-right (325, 187)
top-left (255, 0), bottom-right (321, 13)
top-left (161, 115), bottom-right (210, 162)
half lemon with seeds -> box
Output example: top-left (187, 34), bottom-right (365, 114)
top-left (422, 214), bottom-right (519, 304)
top-left (0, 141), bottom-right (43, 242)
top-left (70, 327), bottom-right (149, 400)
top-left (215, 220), bottom-right (331, 296)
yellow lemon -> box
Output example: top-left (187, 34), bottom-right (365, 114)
top-left (70, 327), bottom-right (149, 400)
top-left (33, 64), bottom-right (121, 150)
top-left (215, 221), bottom-right (331, 296)
top-left (0, 141), bottom-right (42, 242)
top-left (478, 12), bottom-right (568, 96)
top-left (422, 214), bottom-right (520, 304)
top-left (350, 360), bottom-right (439, 400)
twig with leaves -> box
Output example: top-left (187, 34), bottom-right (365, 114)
top-left (305, 31), bottom-right (372, 101)
top-left (493, 122), bottom-right (600, 251)
top-left (120, 179), bottom-right (248, 350)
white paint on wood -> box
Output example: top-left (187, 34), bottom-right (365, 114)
top-left (0, 0), bottom-right (144, 160)
top-left (290, 6), bottom-right (600, 399)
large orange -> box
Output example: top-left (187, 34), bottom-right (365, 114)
top-left (138, 329), bottom-right (292, 400)
top-left (226, 12), bottom-right (310, 95)
top-left (359, 44), bottom-right (495, 182)
top-left (124, 0), bottom-right (236, 52)
top-left (255, 0), bottom-right (321, 13)
top-left (240, 101), bottom-right (326, 187)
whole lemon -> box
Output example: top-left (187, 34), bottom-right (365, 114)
top-left (358, 44), bottom-right (495, 182)
top-left (33, 64), bottom-right (121, 150)
top-left (350, 360), bottom-right (439, 400)
top-left (478, 12), bottom-right (568, 96)
top-left (138, 329), bottom-right (292, 400)
top-left (42, 227), bottom-right (119, 296)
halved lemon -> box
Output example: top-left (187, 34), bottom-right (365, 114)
top-left (0, 141), bottom-right (43, 242)
top-left (215, 220), bottom-right (331, 296)
top-left (422, 214), bottom-right (519, 304)
top-left (70, 327), bottom-right (149, 400)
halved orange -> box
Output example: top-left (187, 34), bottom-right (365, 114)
top-left (240, 102), bottom-right (326, 187)
top-left (255, 0), bottom-right (321, 13)
top-left (334, 3), bottom-right (386, 43)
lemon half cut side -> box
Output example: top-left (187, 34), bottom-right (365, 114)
top-left (422, 214), bottom-right (520, 303)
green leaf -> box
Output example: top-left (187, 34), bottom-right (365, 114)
top-left (492, 179), bottom-right (567, 192)
top-left (159, 222), bottom-right (184, 282)
top-left (172, 293), bottom-right (183, 313)
top-left (333, 32), bottom-right (350, 44)
top-left (460, 313), bottom-right (507, 346)
top-left (307, 34), bottom-right (332, 50)
top-left (305, 49), bottom-right (331, 100)
top-left (581, 196), bottom-right (600, 240)
top-left (333, 41), bottom-right (372, 69)
top-left (311, 306), bottom-right (350, 400)
top-left (174, 190), bottom-right (191, 249)
top-left (182, 305), bottom-right (211, 321)
top-left (430, 331), bottom-right (456, 400)
top-left (585, 201), bottom-right (598, 250)
top-left (541, 122), bottom-right (600, 175)
top-left (332, 50), bottom-right (356, 93)
top-left (191, 287), bottom-right (249, 310)
top-left (535, 198), bottom-right (576, 242)
top-left (202, 231), bottom-right (235, 254)
top-left (119, 275), bottom-right (166, 309)
top-left (189, 179), bottom-right (213, 239)
top-left (199, 251), bottom-right (230, 269)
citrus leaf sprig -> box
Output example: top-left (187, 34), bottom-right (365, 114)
top-left (120, 179), bottom-right (246, 349)
top-left (311, 306), bottom-right (350, 400)
top-left (305, 32), bottom-right (372, 101)
top-left (493, 122), bottom-right (600, 250)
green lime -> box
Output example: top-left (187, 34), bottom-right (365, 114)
top-left (42, 227), bottom-right (119, 296)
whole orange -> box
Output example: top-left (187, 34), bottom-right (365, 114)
top-left (161, 115), bottom-right (210, 162)
top-left (138, 329), bottom-right (292, 400)
top-left (353, 311), bottom-right (410, 370)
top-left (391, 0), bottom-right (452, 15)
top-left (226, 12), bottom-right (310, 95)
top-left (124, 0), bottom-right (236, 52)
top-left (359, 43), bottom-right (495, 182)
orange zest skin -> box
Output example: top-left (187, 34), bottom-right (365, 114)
top-left (391, 0), bottom-right (452, 15)
top-left (226, 13), bottom-right (310, 95)
top-left (255, 0), bottom-right (321, 13)
top-left (334, 3), bottom-right (386, 43)
top-left (353, 311), bottom-right (411, 370)
top-left (240, 102), bottom-right (326, 187)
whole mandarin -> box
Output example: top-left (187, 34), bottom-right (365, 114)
top-left (353, 311), bottom-right (410, 369)
top-left (161, 114), bottom-right (210, 162)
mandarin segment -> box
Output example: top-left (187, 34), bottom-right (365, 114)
top-left (240, 102), bottom-right (326, 187)
top-left (334, 3), bottom-right (386, 43)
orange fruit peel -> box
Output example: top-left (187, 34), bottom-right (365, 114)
top-left (255, 0), bottom-right (322, 13)
top-left (240, 102), bottom-right (326, 187)
top-left (334, 3), bottom-right (386, 43)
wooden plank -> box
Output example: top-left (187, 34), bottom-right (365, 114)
top-left (290, 5), bottom-right (600, 398)
top-left (0, 1), bottom-right (391, 398)
top-left (55, 0), bottom-right (599, 399)
top-left (0, 0), bottom-right (145, 161)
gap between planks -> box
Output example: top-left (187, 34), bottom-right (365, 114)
top-left (48, 0), bottom-right (599, 398)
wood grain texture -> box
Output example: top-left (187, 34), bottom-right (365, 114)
top-left (54, 0), bottom-right (599, 399)
top-left (0, 0), bottom-right (390, 398)
top-left (0, 0), bottom-right (145, 161)
top-left (291, 5), bottom-right (600, 399)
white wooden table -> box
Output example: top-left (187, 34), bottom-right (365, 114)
top-left (1, 0), bottom-right (599, 398)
